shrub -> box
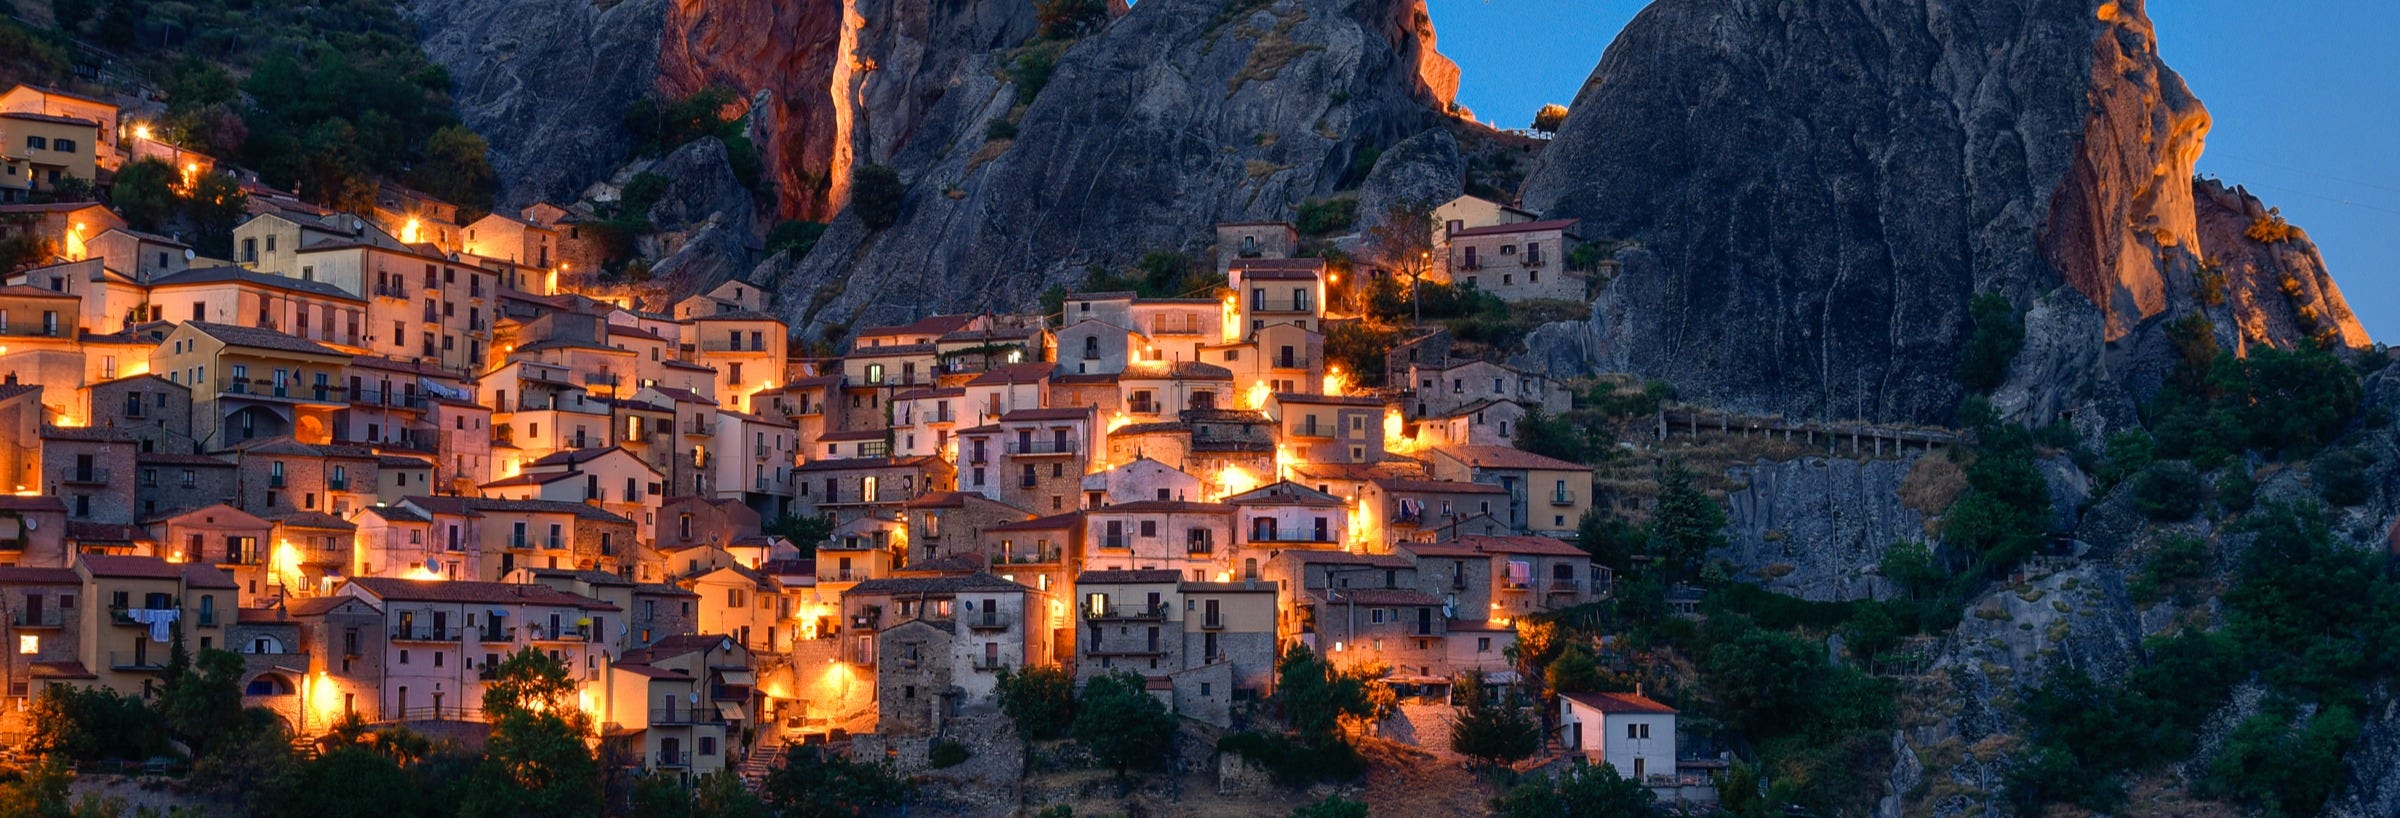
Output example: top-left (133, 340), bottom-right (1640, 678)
top-left (850, 164), bottom-right (904, 229)
top-left (1035, 0), bottom-right (1106, 40)
top-left (619, 172), bottom-right (670, 217)
top-left (1290, 797), bottom-right (1368, 818)
top-left (1294, 197), bottom-right (1357, 236)
top-left (927, 740), bottom-right (970, 769)
top-left (1215, 731), bottom-right (1363, 786)
top-left (1531, 103), bottom-right (1570, 134)
top-left (2244, 209), bottom-right (2297, 243)
top-left (1073, 671), bottom-right (1178, 776)
top-left (983, 118), bottom-right (1018, 141)
top-left (2312, 448), bottom-right (2374, 507)
top-left (2130, 461), bottom-right (2202, 521)
top-left (2217, 469), bottom-right (2256, 514)
top-left (1449, 674), bottom-right (1540, 766)
top-left (1956, 293), bottom-right (2024, 391)
top-left (1511, 407), bottom-right (1590, 464)
top-left (1010, 49), bottom-right (1058, 105)
top-left (1493, 763), bottom-right (1661, 818)
top-left (994, 665), bottom-right (1076, 741)
top-left (764, 220), bottom-right (828, 259)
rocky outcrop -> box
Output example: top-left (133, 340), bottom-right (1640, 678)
top-left (775, 0), bottom-right (1465, 335)
top-left (1517, 0), bottom-right (2367, 426)
top-left (1718, 455), bottom-right (1928, 602)
top-left (645, 218), bottom-right (754, 301)
top-left (409, 0), bottom-right (670, 209)
top-left (1354, 127), bottom-right (1464, 241)
top-left (656, 0), bottom-right (1035, 220)
top-left (644, 138), bottom-right (754, 236)
top-left (2191, 178), bottom-right (2371, 351)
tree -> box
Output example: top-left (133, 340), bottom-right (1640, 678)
top-left (275, 746), bottom-right (420, 818)
top-left (1957, 293), bottom-right (2024, 391)
top-left (764, 514), bottom-right (836, 557)
top-left (692, 768), bottom-right (769, 818)
top-left (1035, 0), bottom-right (1107, 40)
top-left (995, 664), bottom-right (1077, 740)
top-left (412, 125), bottom-right (498, 219)
top-left (1542, 646), bottom-right (1604, 695)
top-left (1703, 629), bottom-right (1823, 736)
top-left (184, 171), bottom-right (249, 258)
top-left (1578, 513), bottom-right (1647, 573)
top-left (1648, 461), bottom-right (1726, 578)
top-left (1074, 670), bottom-right (1179, 777)
top-left (110, 158), bottom-right (181, 230)
top-left (1512, 408), bottom-right (1589, 463)
top-left (161, 647), bottom-right (250, 757)
top-left (1531, 104), bottom-right (1570, 134)
top-left (0, 756), bottom-right (74, 818)
top-left (760, 745), bottom-right (909, 818)
top-left (1360, 197), bottom-right (1437, 323)
top-left (460, 649), bottom-right (601, 818)
top-left (1449, 673), bottom-right (1539, 766)
top-left (850, 164), bottom-right (904, 229)
top-left (1274, 644), bottom-right (1391, 743)
top-left (1492, 762), bottom-right (1662, 818)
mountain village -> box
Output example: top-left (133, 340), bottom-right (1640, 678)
top-left (0, 82), bottom-right (1704, 802)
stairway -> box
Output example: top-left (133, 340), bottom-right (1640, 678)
top-left (740, 736), bottom-right (786, 793)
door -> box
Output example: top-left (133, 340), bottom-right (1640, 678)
top-left (1417, 607), bottom-right (1433, 636)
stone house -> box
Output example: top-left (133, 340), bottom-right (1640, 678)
top-left (1404, 535), bottom-right (1604, 624)
top-left (902, 491), bottom-right (1034, 566)
top-left (1426, 445), bottom-right (1594, 537)
top-left (83, 374), bottom-right (196, 456)
top-left (39, 426), bottom-right (137, 523)
top-left (133, 453), bottom-right (239, 521)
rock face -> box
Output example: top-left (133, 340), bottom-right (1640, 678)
top-left (1354, 127), bottom-right (1464, 241)
top-left (644, 138), bottom-right (755, 236)
top-left (1717, 456), bottom-right (1927, 602)
top-left (410, 0), bottom-right (671, 209)
top-left (775, 0), bottom-right (1462, 334)
top-left (2190, 178), bottom-right (2371, 351)
top-left (656, 0), bottom-right (1035, 220)
top-left (1517, 0), bottom-right (2367, 425)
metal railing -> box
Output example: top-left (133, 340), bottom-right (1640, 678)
top-left (1004, 441), bottom-right (1077, 455)
top-left (650, 707), bottom-right (698, 725)
top-left (477, 627), bottom-right (515, 643)
top-left (1548, 490), bottom-right (1577, 506)
top-left (391, 625), bottom-right (459, 642)
top-left (966, 613), bottom-right (1012, 631)
top-left (108, 651), bottom-right (165, 670)
top-left (63, 468), bottom-right (108, 485)
top-left (1084, 604), bottom-right (1166, 621)
top-left (11, 609), bottom-right (63, 627)
top-left (1248, 299), bottom-right (1313, 313)
top-left (1247, 527), bottom-right (1334, 543)
top-left (525, 624), bottom-right (589, 642)
top-left (991, 550), bottom-right (1060, 565)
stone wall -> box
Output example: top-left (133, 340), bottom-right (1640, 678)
top-left (1716, 455), bottom-right (1928, 602)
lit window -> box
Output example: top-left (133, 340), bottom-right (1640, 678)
top-left (17, 634), bottom-right (35, 654)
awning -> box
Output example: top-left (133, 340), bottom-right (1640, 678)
top-left (488, 609), bottom-right (508, 618)
top-left (717, 701), bottom-right (749, 722)
top-left (717, 669), bottom-right (756, 686)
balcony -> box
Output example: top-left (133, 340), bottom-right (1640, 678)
top-left (11, 609), bottom-right (63, 627)
top-left (268, 475), bottom-right (287, 488)
top-left (108, 651), bottom-right (166, 671)
top-left (1005, 441), bottom-right (1077, 456)
top-left (654, 751), bottom-right (692, 768)
top-left (991, 550), bottom-right (1060, 566)
top-left (1185, 538), bottom-right (1215, 556)
top-left (1201, 614), bottom-right (1225, 630)
top-left (1084, 604), bottom-right (1166, 622)
top-left (1017, 476), bottom-right (1039, 489)
top-left (1148, 319), bottom-right (1208, 337)
top-left (1546, 579), bottom-right (1583, 595)
top-left (62, 468), bottom-right (109, 485)
top-left (684, 421), bottom-right (716, 436)
top-left (478, 627), bottom-right (515, 643)
top-left (328, 478), bottom-right (349, 491)
top-left (1291, 421), bottom-right (1331, 439)
top-left (700, 338), bottom-right (770, 353)
top-left (1249, 299), bottom-right (1313, 314)
top-left (1548, 490), bottom-right (1577, 506)
top-left (372, 283), bottom-right (409, 299)
top-left (966, 612), bottom-right (1012, 631)
top-left (972, 658), bottom-right (1012, 672)
top-left (525, 624), bottom-right (589, 642)
top-left (848, 609), bottom-right (882, 630)
top-left (650, 707), bottom-right (698, 725)
top-left (1100, 535), bottom-right (1127, 550)
top-left (392, 625), bottom-right (459, 642)
top-left (1084, 644), bottom-right (1167, 658)
top-left (109, 606), bottom-right (175, 626)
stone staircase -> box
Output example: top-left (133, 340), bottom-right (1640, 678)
top-left (739, 736), bottom-right (786, 793)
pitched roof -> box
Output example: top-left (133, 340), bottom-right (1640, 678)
top-left (792, 455), bottom-right (942, 473)
top-left (1229, 258), bottom-right (1326, 278)
top-left (986, 511), bottom-right (1083, 532)
top-left (964, 362), bottom-right (1056, 386)
top-left (1319, 588), bottom-right (1441, 606)
top-left (400, 495), bottom-right (633, 524)
top-left (1560, 690), bottom-right (1676, 715)
top-left (0, 566), bottom-right (79, 584)
top-left (79, 554), bottom-right (184, 579)
top-left (343, 577), bottom-right (619, 610)
top-left (1370, 477), bottom-right (1508, 495)
top-left (1406, 535), bottom-right (1588, 558)
top-left (857, 315), bottom-right (974, 338)
top-left (1433, 445), bottom-right (1591, 472)
top-left (1089, 500), bottom-right (1233, 514)
top-left (1273, 392), bottom-right (1383, 407)
top-left (150, 266), bottom-right (362, 302)
top-left (185, 321), bottom-right (344, 356)
top-left (0, 111), bottom-right (97, 127)
top-left (1122, 360), bottom-right (1233, 380)
top-left (998, 407), bottom-right (1091, 422)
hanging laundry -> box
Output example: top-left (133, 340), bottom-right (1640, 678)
top-left (126, 608), bottom-right (180, 642)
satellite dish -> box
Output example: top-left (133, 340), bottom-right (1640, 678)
top-left (425, 558), bottom-right (440, 573)
top-left (23, 518), bottom-right (36, 530)
top-left (182, 249), bottom-right (195, 260)
top-left (689, 692), bottom-right (700, 704)
top-left (352, 218), bottom-right (365, 232)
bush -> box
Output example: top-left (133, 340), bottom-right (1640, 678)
top-left (1073, 671), bottom-right (1178, 776)
top-left (1511, 407), bottom-right (1591, 464)
top-left (1957, 293), bottom-right (2024, 391)
top-left (995, 665), bottom-right (1077, 741)
top-left (1010, 48), bottom-right (1058, 106)
top-left (850, 165), bottom-right (904, 229)
top-left (2130, 461), bottom-right (2203, 521)
top-left (983, 118), bottom-right (1018, 141)
top-left (2312, 448), bottom-right (2374, 506)
top-left (1493, 763), bottom-right (1662, 818)
top-left (1449, 674), bottom-right (1539, 766)
top-left (1290, 798), bottom-right (1366, 818)
top-left (1035, 0), bottom-right (1107, 39)
top-left (764, 220), bottom-right (828, 259)
top-left (619, 172), bottom-right (670, 217)
top-left (1531, 103), bottom-right (1570, 134)
top-left (1322, 320), bottom-right (1397, 389)
top-left (927, 740), bottom-right (970, 769)
top-left (1294, 198), bottom-right (1358, 236)
top-left (1216, 731), bottom-right (1363, 786)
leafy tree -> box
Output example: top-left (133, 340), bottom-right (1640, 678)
top-left (631, 772), bottom-right (694, 818)
top-left (1703, 629), bottom-right (1823, 736)
top-left (2099, 430), bottom-right (2156, 487)
top-left (1273, 644), bottom-right (1391, 742)
top-left (623, 87), bottom-right (742, 156)
top-left (412, 125), bottom-right (498, 219)
top-left (1956, 292), bottom-right (2024, 391)
top-left (1492, 762), bottom-right (1661, 818)
top-left (1577, 512), bottom-right (1647, 573)
top-left (1448, 673), bottom-right (1539, 766)
top-left (275, 746), bottom-right (420, 818)
top-left (460, 649), bottom-right (601, 818)
top-left (1879, 540), bottom-right (1941, 601)
top-left (184, 171), bottom-right (249, 258)
top-left (161, 647), bottom-right (250, 756)
top-left (1841, 602), bottom-right (1901, 661)
top-left (1073, 670), bottom-right (1179, 777)
top-left (763, 514), bottom-right (835, 557)
top-left (1511, 407), bottom-right (1589, 464)
top-left (1323, 320), bottom-right (1398, 389)
top-left (995, 664), bottom-right (1077, 740)
top-left (928, 740), bottom-right (970, 768)
top-left (1009, 47), bottom-right (1059, 105)
top-left (0, 756), bottom-right (74, 818)
top-left (30, 682), bottom-right (168, 761)
top-left (850, 164), bottom-right (904, 229)
top-left (2311, 447), bottom-right (2374, 506)
top-left (1542, 646), bottom-right (1603, 695)
top-left (1531, 104), bottom-right (1569, 134)
top-left (2203, 703), bottom-right (2360, 817)
top-left (760, 745), bottom-right (910, 817)
top-left (1360, 197), bottom-right (1437, 318)
top-left (1290, 796), bottom-right (1369, 818)
top-left (693, 768), bottom-right (769, 818)
top-left (619, 172), bottom-right (671, 218)
top-left (1648, 461), bottom-right (1726, 578)
top-left (110, 159), bottom-right (182, 230)
top-left (1294, 198), bottom-right (1359, 236)
top-left (2130, 461), bottom-right (2202, 521)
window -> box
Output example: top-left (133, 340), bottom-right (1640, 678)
top-left (860, 476), bottom-right (879, 502)
top-left (17, 634), bottom-right (35, 654)
top-left (54, 138), bottom-right (77, 153)
top-left (23, 135), bottom-right (44, 150)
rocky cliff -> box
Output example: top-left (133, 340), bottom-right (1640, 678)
top-left (772, 0), bottom-right (1462, 334)
top-left (1517, 0), bottom-right (2368, 426)
top-left (410, 0), bottom-right (670, 209)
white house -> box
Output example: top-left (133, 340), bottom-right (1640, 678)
top-left (1559, 690), bottom-right (1677, 783)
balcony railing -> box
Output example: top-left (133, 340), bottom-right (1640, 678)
top-left (478, 627), bottom-right (515, 643)
top-left (650, 707), bottom-right (697, 725)
top-left (328, 478), bottom-right (349, 491)
top-left (685, 421), bottom-right (715, 436)
top-left (1293, 421), bottom-right (1330, 438)
top-left (392, 625), bottom-right (459, 642)
top-left (268, 475), bottom-right (287, 488)
top-left (1549, 491), bottom-right (1576, 506)
top-left (1005, 441), bottom-right (1077, 456)
top-left (525, 624), bottom-right (589, 642)
top-left (966, 612), bottom-right (1012, 631)
top-left (1247, 528), bottom-right (1334, 543)
top-left (654, 751), bottom-right (691, 768)
top-left (1100, 535), bottom-right (1127, 550)
top-left (63, 468), bottom-right (109, 485)
top-left (1249, 299), bottom-right (1314, 313)
top-left (1201, 614), bottom-right (1225, 630)
top-left (1546, 579), bottom-right (1583, 595)
top-left (109, 605), bottom-right (174, 626)
top-left (991, 550), bottom-right (1060, 566)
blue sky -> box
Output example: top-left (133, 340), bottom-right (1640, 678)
top-left (1428, 1), bottom-right (2399, 340)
